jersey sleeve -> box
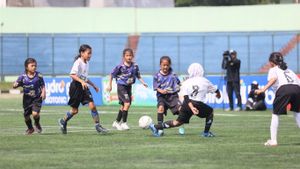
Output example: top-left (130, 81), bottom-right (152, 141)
top-left (134, 64), bottom-right (141, 79)
top-left (206, 79), bottom-right (217, 93)
top-left (153, 74), bottom-right (158, 91)
top-left (111, 65), bottom-right (121, 78)
top-left (38, 73), bottom-right (45, 87)
top-left (181, 81), bottom-right (189, 96)
top-left (15, 74), bottom-right (24, 87)
top-left (70, 60), bottom-right (79, 75)
top-left (267, 67), bottom-right (277, 81)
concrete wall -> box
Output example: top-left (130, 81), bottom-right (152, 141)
top-left (0, 4), bottom-right (300, 33)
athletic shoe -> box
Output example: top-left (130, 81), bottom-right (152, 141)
top-left (34, 123), bottom-right (42, 133)
top-left (201, 131), bottom-right (215, 137)
top-left (149, 123), bottom-right (160, 137)
top-left (58, 118), bottom-right (67, 134)
top-left (96, 125), bottom-right (108, 134)
top-left (264, 139), bottom-right (278, 147)
top-left (234, 107), bottom-right (242, 111)
top-left (120, 122), bottom-right (130, 130)
top-left (224, 108), bottom-right (232, 112)
top-left (158, 130), bottom-right (164, 136)
top-left (25, 128), bottom-right (34, 135)
top-left (178, 127), bottom-right (185, 135)
top-left (112, 121), bottom-right (123, 131)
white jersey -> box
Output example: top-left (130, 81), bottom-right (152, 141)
top-left (181, 76), bottom-right (217, 102)
top-left (268, 66), bottom-right (300, 92)
top-left (70, 58), bottom-right (89, 81)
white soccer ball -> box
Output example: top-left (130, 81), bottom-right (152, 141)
top-left (138, 115), bottom-right (153, 129)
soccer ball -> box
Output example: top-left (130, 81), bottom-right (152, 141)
top-left (138, 115), bottom-right (153, 129)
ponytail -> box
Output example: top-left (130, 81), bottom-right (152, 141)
top-left (74, 44), bottom-right (92, 62)
top-left (269, 52), bottom-right (288, 70)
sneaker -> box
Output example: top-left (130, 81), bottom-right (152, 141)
top-left (96, 124), bottom-right (108, 134)
top-left (234, 107), bottom-right (242, 111)
top-left (264, 139), bottom-right (278, 147)
top-left (201, 131), bottom-right (215, 137)
top-left (178, 127), bottom-right (185, 135)
top-left (25, 128), bottom-right (34, 135)
top-left (225, 108), bottom-right (232, 112)
top-left (58, 118), bottom-right (67, 134)
top-left (112, 121), bottom-right (123, 131)
top-left (149, 123), bottom-right (160, 137)
top-left (120, 122), bottom-right (130, 130)
top-left (34, 123), bottom-right (42, 133)
top-left (158, 130), bottom-right (164, 136)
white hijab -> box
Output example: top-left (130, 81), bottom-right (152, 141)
top-left (188, 63), bottom-right (204, 78)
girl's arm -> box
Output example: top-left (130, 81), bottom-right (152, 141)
top-left (106, 74), bottom-right (113, 92)
top-left (41, 86), bottom-right (46, 100)
top-left (138, 77), bottom-right (148, 88)
top-left (70, 74), bottom-right (88, 90)
top-left (87, 79), bottom-right (99, 93)
top-left (255, 77), bottom-right (277, 94)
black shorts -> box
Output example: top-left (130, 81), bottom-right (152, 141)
top-left (157, 93), bottom-right (181, 115)
top-left (68, 81), bottom-right (94, 108)
top-left (117, 84), bottom-right (132, 105)
top-left (177, 100), bottom-right (213, 123)
top-left (273, 84), bottom-right (300, 115)
top-left (23, 95), bottom-right (42, 117)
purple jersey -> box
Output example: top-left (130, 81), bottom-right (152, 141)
top-left (111, 63), bottom-right (141, 86)
top-left (153, 69), bottom-right (181, 97)
top-left (15, 71), bottom-right (45, 98)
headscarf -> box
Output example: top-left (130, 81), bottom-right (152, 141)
top-left (188, 63), bottom-right (204, 78)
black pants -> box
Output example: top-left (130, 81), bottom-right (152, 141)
top-left (226, 81), bottom-right (242, 109)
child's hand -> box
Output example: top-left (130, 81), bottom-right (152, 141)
top-left (81, 81), bottom-right (88, 90)
top-left (191, 107), bottom-right (199, 115)
top-left (216, 92), bottom-right (221, 99)
top-left (94, 86), bottom-right (99, 93)
top-left (158, 89), bottom-right (168, 94)
top-left (41, 92), bottom-right (46, 100)
top-left (12, 81), bottom-right (19, 89)
top-left (255, 89), bottom-right (263, 95)
top-left (106, 85), bottom-right (112, 92)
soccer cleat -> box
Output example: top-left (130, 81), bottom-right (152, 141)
top-left (25, 128), bottom-right (34, 135)
top-left (34, 123), bottom-right (42, 133)
top-left (120, 122), bottom-right (130, 130)
top-left (178, 127), bottom-right (185, 135)
top-left (234, 107), bottom-right (242, 111)
top-left (201, 131), bottom-right (215, 137)
top-left (264, 139), bottom-right (278, 147)
top-left (224, 108), bottom-right (232, 112)
top-left (96, 125), bottom-right (108, 134)
top-left (112, 121), bottom-right (123, 131)
top-left (58, 118), bottom-right (67, 134)
top-left (158, 130), bottom-right (164, 136)
top-left (149, 123), bottom-right (160, 137)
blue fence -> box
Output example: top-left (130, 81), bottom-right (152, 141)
top-left (1, 32), bottom-right (299, 80)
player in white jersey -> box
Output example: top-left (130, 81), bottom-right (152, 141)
top-left (58, 44), bottom-right (108, 134)
top-left (149, 63), bottom-right (221, 137)
top-left (256, 52), bottom-right (300, 146)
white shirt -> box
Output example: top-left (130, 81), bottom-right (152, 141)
top-left (181, 76), bottom-right (217, 102)
top-left (70, 58), bottom-right (89, 81)
top-left (268, 66), bottom-right (300, 92)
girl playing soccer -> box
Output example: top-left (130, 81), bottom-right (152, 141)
top-left (149, 63), bottom-right (221, 137)
top-left (13, 58), bottom-right (46, 135)
top-left (255, 52), bottom-right (300, 146)
top-left (153, 56), bottom-right (182, 135)
top-left (58, 44), bottom-right (108, 134)
top-left (106, 48), bottom-right (148, 130)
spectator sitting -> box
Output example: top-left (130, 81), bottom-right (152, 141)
top-left (245, 81), bottom-right (266, 111)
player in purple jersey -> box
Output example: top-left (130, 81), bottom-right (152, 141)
top-left (153, 56), bottom-right (181, 135)
top-left (107, 48), bottom-right (148, 130)
top-left (13, 58), bottom-right (46, 135)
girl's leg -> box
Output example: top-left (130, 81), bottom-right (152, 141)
top-left (32, 111), bottom-right (42, 133)
top-left (122, 102), bottom-right (130, 123)
top-left (293, 112), bottom-right (300, 128)
top-left (63, 107), bottom-right (78, 122)
top-left (157, 105), bottom-right (165, 125)
top-left (89, 102), bottom-right (108, 133)
top-left (155, 120), bottom-right (183, 130)
top-left (24, 115), bottom-right (34, 135)
top-left (116, 105), bottom-right (124, 122)
top-left (265, 114), bottom-right (279, 146)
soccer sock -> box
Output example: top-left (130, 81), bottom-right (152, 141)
top-left (33, 115), bottom-right (40, 125)
top-left (204, 115), bottom-right (214, 133)
top-left (116, 110), bottom-right (122, 122)
top-left (122, 110), bottom-right (128, 123)
top-left (25, 117), bottom-right (33, 129)
top-left (293, 112), bottom-right (300, 128)
top-left (155, 120), bottom-right (175, 130)
top-left (270, 114), bottom-right (279, 142)
top-left (91, 110), bottom-right (99, 124)
top-left (64, 112), bottom-right (73, 122)
top-left (157, 113), bottom-right (164, 125)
